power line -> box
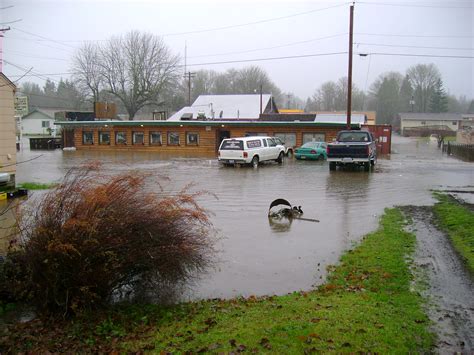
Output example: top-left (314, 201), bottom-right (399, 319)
top-left (355, 42), bottom-right (474, 51)
top-left (162, 3), bottom-right (348, 37)
top-left (357, 32), bottom-right (473, 39)
top-left (357, 52), bottom-right (474, 59)
top-left (186, 52), bottom-right (348, 67)
top-left (358, 1), bottom-right (472, 8)
top-left (188, 33), bottom-right (347, 59)
top-left (12, 26), bottom-right (76, 49)
top-left (3, 49), bottom-right (70, 61)
top-left (3, 59), bottom-right (62, 84)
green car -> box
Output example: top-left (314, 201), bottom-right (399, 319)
top-left (294, 141), bottom-right (328, 160)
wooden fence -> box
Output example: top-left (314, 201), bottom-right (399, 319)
top-left (442, 142), bottom-right (474, 161)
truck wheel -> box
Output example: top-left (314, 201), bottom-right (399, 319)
top-left (252, 156), bottom-right (259, 168)
top-left (364, 162), bottom-right (370, 171)
top-left (276, 152), bottom-right (284, 164)
top-left (329, 162), bottom-right (336, 171)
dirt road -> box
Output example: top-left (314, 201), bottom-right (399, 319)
top-left (405, 206), bottom-right (474, 353)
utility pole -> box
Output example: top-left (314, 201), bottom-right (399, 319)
top-left (346, 3), bottom-right (354, 130)
top-left (185, 71), bottom-right (196, 106)
top-left (260, 84), bottom-right (263, 115)
top-left (0, 27), bottom-right (11, 73)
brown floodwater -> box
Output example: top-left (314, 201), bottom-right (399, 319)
top-left (4, 135), bottom-right (473, 300)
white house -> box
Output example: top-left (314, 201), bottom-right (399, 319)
top-left (399, 112), bottom-right (462, 135)
top-left (21, 109), bottom-right (57, 135)
top-left (168, 94), bottom-right (278, 121)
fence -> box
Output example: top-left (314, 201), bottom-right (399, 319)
top-left (29, 138), bottom-right (62, 150)
top-left (442, 142), bottom-right (474, 161)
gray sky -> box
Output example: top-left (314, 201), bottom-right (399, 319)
top-left (2, 0), bottom-right (473, 101)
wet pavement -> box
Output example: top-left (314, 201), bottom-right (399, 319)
top-left (5, 135), bottom-right (473, 300)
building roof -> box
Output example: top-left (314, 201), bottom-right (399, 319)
top-left (55, 120), bottom-right (362, 129)
top-left (399, 112), bottom-right (462, 121)
top-left (168, 94), bottom-right (274, 121)
top-left (21, 109), bottom-right (55, 120)
top-left (315, 113), bottom-right (366, 124)
top-left (0, 73), bottom-right (16, 90)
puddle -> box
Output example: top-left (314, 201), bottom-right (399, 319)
top-left (404, 206), bottom-right (474, 353)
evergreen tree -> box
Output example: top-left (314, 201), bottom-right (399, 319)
top-left (429, 79), bottom-right (448, 113)
top-left (399, 75), bottom-right (413, 112)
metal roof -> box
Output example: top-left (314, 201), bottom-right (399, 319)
top-left (55, 120), bottom-right (361, 128)
top-left (315, 113), bottom-right (366, 124)
top-left (398, 112), bottom-right (462, 121)
top-left (168, 94), bottom-right (273, 121)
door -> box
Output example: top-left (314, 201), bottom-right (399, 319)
top-left (216, 130), bottom-right (230, 151)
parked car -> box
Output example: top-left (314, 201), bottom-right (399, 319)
top-left (218, 136), bottom-right (285, 167)
top-left (273, 137), bottom-right (294, 157)
top-left (295, 141), bottom-right (328, 160)
top-left (326, 130), bottom-right (377, 171)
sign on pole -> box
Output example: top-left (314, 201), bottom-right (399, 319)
top-left (14, 96), bottom-right (29, 117)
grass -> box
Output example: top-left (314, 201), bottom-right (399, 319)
top-left (433, 193), bottom-right (474, 275)
top-left (0, 208), bottom-right (434, 353)
top-left (16, 182), bottom-right (57, 190)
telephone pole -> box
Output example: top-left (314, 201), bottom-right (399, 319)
top-left (346, 3), bottom-right (354, 130)
top-left (0, 26), bottom-right (11, 73)
top-left (185, 71), bottom-right (196, 106)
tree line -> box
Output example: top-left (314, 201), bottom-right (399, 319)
top-left (18, 30), bottom-right (472, 122)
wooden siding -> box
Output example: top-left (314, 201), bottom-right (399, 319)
top-left (73, 124), bottom-right (342, 155)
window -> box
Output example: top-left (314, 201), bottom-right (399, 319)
top-left (302, 133), bottom-right (325, 144)
top-left (82, 131), bottom-right (94, 145)
top-left (42, 120), bottom-right (50, 128)
top-left (274, 133), bottom-right (296, 148)
top-left (421, 121), bottom-right (426, 125)
top-left (452, 121), bottom-right (457, 126)
top-left (246, 139), bottom-right (262, 149)
top-left (267, 138), bottom-right (277, 147)
top-left (186, 132), bottom-right (199, 145)
top-left (99, 131), bottom-right (110, 145)
top-left (150, 132), bottom-right (162, 145)
top-left (168, 132), bottom-right (180, 145)
top-left (115, 131), bottom-right (127, 145)
top-left (133, 131), bottom-right (144, 145)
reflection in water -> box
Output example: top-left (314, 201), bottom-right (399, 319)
top-left (268, 216), bottom-right (293, 233)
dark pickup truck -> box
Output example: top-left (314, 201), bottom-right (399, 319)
top-left (326, 130), bottom-right (377, 171)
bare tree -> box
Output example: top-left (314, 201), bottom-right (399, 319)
top-left (72, 42), bottom-right (103, 103)
top-left (98, 31), bottom-right (181, 120)
top-left (406, 63), bottom-right (441, 113)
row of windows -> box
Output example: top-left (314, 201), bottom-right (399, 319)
top-left (83, 131), bottom-right (199, 146)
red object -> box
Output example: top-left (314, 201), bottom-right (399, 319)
top-left (310, 150), bottom-right (316, 154)
top-left (243, 152), bottom-right (248, 158)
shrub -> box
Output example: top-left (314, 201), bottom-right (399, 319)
top-left (5, 163), bottom-right (216, 315)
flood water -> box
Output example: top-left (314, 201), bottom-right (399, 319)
top-left (4, 135), bottom-right (473, 300)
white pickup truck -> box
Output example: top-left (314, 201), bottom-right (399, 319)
top-left (218, 136), bottom-right (285, 168)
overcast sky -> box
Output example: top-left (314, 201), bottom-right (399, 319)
top-left (1, 0), bottom-right (473, 101)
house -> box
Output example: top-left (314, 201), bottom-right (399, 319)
top-left (168, 94), bottom-right (279, 121)
top-left (311, 111), bottom-right (376, 125)
top-left (0, 73), bottom-right (17, 185)
top-left (399, 112), bottom-right (462, 136)
top-left (21, 109), bottom-right (57, 135)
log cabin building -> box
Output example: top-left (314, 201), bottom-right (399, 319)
top-left (56, 95), bottom-right (392, 154)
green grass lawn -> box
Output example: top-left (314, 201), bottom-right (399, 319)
top-left (0, 208), bottom-right (434, 353)
top-left (433, 193), bottom-right (474, 275)
top-left (16, 182), bottom-right (57, 190)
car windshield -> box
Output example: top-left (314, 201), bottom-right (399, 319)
top-left (220, 140), bottom-right (244, 150)
top-left (302, 142), bottom-right (320, 148)
top-left (338, 132), bottom-right (369, 142)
